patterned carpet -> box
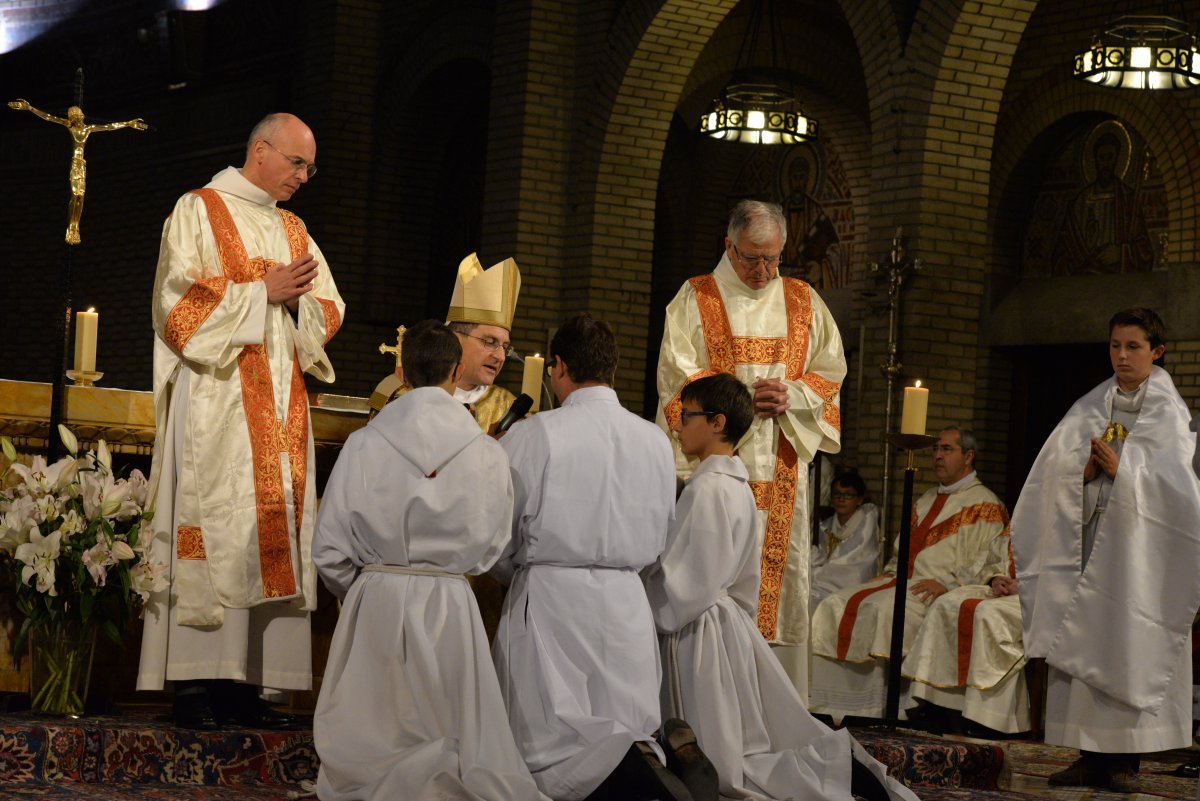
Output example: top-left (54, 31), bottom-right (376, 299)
top-left (0, 710), bottom-right (1192, 800)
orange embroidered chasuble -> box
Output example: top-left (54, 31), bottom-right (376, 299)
top-left (146, 170), bottom-right (344, 628)
top-left (656, 256), bottom-right (846, 646)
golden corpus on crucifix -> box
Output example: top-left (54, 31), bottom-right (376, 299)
top-left (7, 99), bottom-right (148, 246)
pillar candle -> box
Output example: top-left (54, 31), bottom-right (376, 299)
top-left (900, 380), bottom-right (928, 435)
top-left (521, 354), bottom-right (544, 413)
top-left (74, 308), bottom-right (98, 373)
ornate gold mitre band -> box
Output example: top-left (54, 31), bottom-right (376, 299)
top-left (446, 252), bottom-right (521, 330)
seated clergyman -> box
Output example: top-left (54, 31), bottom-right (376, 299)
top-left (808, 427), bottom-right (1010, 723)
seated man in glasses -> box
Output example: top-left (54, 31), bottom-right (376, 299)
top-left (809, 426), bottom-right (1011, 723)
top-left (811, 472), bottom-right (881, 608)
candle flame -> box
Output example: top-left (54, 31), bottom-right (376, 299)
top-left (914, 380), bottom-right (922, 388)
top-left (87, 307), bottom-right (96, 313)
top-left (533, 353), bottom-right (540, 358)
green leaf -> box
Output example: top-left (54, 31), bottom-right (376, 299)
top-left (102, 620), bottom-right (122, 648)
top-left (79, 592), bottom-right (93, 622)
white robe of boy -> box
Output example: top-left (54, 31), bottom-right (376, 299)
top-left (645, 455), bottom-right (919, 801)
top-left (492, 386), bottom-right (677, 801)
top-left (312, 387), bottom-right (547, 801)
top-left (812, 503), bottom-right (881, 606)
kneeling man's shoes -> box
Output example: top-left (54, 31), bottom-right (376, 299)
top-left (1047, 757), bottom-right (1108, 788)
top-left (590, 741), bottom-right (694, 801)
top-left (1107, 769), bottom-right (1140, 793)
top-left (661, 718), bottom-right (719, 801)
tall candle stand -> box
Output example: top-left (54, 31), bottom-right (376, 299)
top-left (869, 228), bottom-right (923, 572)
top-left (882, 431), bottom-right (937, 726)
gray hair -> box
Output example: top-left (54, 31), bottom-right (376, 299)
top-left (942, 426), bottom-right (978, 460)
top-left (246, 114), bottom-right (287, 158)
top-left (727, 199), bottom-right (788, 247)
top-left (447, 321), bottom-right (479, 336)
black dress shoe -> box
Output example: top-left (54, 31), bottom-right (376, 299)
top-left (586, 742), bottom-right (694, 801)
top-left (213, 682), bottom-right (299, 730)
top-left (1171, 763), bottom-right (1200, 778)
top-left (661, 718), bottom-right (719, 801)
top-left (173, 688), bottom-right (220, 731)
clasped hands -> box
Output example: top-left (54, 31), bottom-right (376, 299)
top-left (264, 253), bottom-right (318, 312)
top-left (752, 377), bottom-right (789, 419)
top-left (1082, 438), bottom-right (1118, 483)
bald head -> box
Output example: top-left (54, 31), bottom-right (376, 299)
top-left (242, 113), bottom-right (316, 202)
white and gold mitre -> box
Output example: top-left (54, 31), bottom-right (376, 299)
top-left (446, 252), bottom-right (521, 330)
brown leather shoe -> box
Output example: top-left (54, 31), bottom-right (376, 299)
top-left (586, 742), bottom-right (694, 801)
top-left (661, 718), bottom-right (719, 801)
top-left (1108, 769), bottom-right (1141, 793)
top-left (1047, 756), bottom-right (1108, 788)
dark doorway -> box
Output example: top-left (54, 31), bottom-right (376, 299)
top-left (1003, 342), bottom-right (1112, 510)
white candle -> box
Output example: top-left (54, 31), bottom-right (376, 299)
top-left (74, 308), bottom-right (98, 373)
top-left (900, 380), bottom-right (928, 435)
top-left (521, 354), bottom-right (544, 413)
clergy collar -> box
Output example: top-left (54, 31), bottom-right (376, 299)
top-left (561, 385), bottom-right (618, 407)
top-left (454, 384), bottom-right (489, 405)
top-left (207, 166), bottom-right (278, 208)
top-left (713, 253), bottom-right (779, 301)
top-left (938, 470), bottom-right (977, 495)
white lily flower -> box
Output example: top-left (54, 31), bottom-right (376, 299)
top-left (57, 425), bottom-right (78, 457)
top-left (15, 529), bottom-right (62, 596)
top-left (111, 540), bottom-right (136, 561)
top-left (96, 440), bottom-right (112, 472)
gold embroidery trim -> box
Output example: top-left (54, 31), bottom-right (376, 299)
top-left (756, 433), bottom-right (798, 639)
top-left (164, 275), bottom-right (228, 353)
top-left (924, 502), bottom-right (1010, 551)
top-left (196, 189), bottom-right (307, 600)
top-left (317, 297), bottom-right (342, 344)
top-left (748, 481), bottom-right (772, 510)
top-left (176, 525), bottom-right (205, 560)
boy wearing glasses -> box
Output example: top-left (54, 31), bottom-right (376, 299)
top-left (811, 473), bottom-right (880, 606)
top-left (644, 373), bottom-right (916, 801)
top-left (312, 320), bottom-right (546, 801)
top-left (657, 199), bottom-right (847, 697)
top-left (1012, 308), bottom-right (1200, 792)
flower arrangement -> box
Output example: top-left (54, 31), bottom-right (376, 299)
top-left (0, 426), bottom-right (167, 714)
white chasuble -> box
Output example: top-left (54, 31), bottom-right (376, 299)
top-left (493, 387), bottom-right (677, 801)
top-left (811, 478), bottom-right (1009, 664)
top-left (1013, 367), bottom-right (1200, 749)
top-left (312, 388), bottom-right (546, 801)
top-left (138, 167), bottom-right (343, 691)
top-left (656, 256), bottom-right (846, 653)
top-left (645, 456), bottom-right (919, 801)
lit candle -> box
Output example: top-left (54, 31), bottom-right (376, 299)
top-left (74, 307), bottom-right (98, 373)
top-left (521, 353), bottom-right (545, 413)
top-left (900, 380), bottom-right (928, 435)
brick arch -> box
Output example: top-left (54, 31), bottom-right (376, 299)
top-left (584, 0), bottom-right (739, 399)
top-left (991, 74), bottom-right (1200, 269)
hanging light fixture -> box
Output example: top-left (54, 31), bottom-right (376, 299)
top-left (1074, 9), bottom-right (1200, 89)
top-left (698, 0), bottom-right (817, 144)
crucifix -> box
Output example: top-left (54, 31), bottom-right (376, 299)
top-left (378, 325), bottom-right (407, 374)
top-left (7, 71), bottom-right (149, 461)
top-left (7, 98), bottom-right (148, 246)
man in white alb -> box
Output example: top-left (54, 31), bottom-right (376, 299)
top-left (138, 113), bottom-right (344, 728)
top-left (493, 315), bottom-right (692, 801)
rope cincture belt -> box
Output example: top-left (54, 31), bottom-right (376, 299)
top-left (362, 563), bottom-right (467, 582)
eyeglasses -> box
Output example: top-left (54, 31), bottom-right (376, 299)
top-left (831, 492), bottom-right (861, 501)
top-left (679, 410), bottom-right (718, 422)
top-left (262, 140), bottom-right (318, 179)
top-left (463, 332), bottom-right (513, 357)
top-left (932, 444), bottom-right (962, 454)
top-left (731, 244), bottom-right (782, 269)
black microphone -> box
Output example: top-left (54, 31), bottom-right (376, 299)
top-left (494, 393), bottom-right (534, 434)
